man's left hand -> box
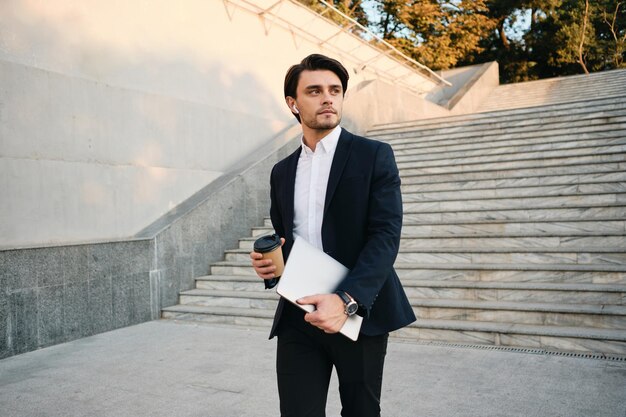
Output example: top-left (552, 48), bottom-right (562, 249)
top-left (297, 294), bottom-right (348, 333)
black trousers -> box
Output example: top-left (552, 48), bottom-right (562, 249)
top-left (276, 302), bottom-right (389, 417)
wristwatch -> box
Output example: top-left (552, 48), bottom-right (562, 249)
top-left (335, 291), bottom-right (358, 316)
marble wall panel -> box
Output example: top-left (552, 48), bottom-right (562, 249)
top-left (63, 281), bottom-right (91, 341)
top-left (62, 245), bottom-right (90, 285)
top-left (2, 249), bottom-right (37, 291)
top-left (35, 250), bottom-right (64, 288)
top-left (88, 275), bottom-right (114, 335)
top-left (9, 289), bottom-right (38, 355)
top-left (0, 276), bottom-right (9, 358)
top-left (37, 285), bottom-right (64, 348)
top-left (112, 274), bottom-right (135, 329)
top-left (133, 272), bottom-right (154, 323)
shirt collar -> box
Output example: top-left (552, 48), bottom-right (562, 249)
top-left (300, 125), bottom-right (342, 156)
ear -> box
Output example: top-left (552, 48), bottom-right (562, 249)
top-left (285, 96), bottom-right (298, 114)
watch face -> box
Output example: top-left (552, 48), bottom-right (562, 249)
top-left (346, 302), bottom-right (358, 315)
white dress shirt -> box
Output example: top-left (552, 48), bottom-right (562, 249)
top-left (293, 125), bottom-right (342, 251)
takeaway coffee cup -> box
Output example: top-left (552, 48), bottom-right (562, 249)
top-left (253, 234), bottom-right (285, 288)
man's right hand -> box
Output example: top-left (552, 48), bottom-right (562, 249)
top-left (250, 237), bottom-right (285, 280)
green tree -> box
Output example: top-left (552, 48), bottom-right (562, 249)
top-left (474, 0), bottom-right (625, 81)
top-left (372, 0), bottom-right (496, 70)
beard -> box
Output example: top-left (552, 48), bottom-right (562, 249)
top-left (302, 113), bottom-right (341, 131)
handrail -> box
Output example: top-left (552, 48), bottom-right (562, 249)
top-left (317, 0), bottom-right (451, 86)
top-left (222, 0), bottom-right (452, 93)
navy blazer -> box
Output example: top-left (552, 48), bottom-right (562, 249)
top-left (268, 128), bottom-right (416, 338)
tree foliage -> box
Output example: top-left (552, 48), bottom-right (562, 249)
top-left (372, 0), bottom-right (497, 69)
top-left (303, 0), bottom-right (626, 83)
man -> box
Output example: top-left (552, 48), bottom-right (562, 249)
top-left (250, 54), bottom-right (415, 417)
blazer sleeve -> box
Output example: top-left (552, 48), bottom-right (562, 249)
top-left (337, 142), bottom-right (402, 315)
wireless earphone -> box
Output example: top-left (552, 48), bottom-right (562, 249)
top-left (292, 105), bottom-right (299, 114)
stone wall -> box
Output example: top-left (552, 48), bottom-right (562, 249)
top-left (0, 239), bottom-right (154, 358)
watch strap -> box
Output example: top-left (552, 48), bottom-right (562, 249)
top-left (335, 291), bottom-right (351, 305)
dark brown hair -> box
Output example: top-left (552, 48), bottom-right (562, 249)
top-left (284, 54), bottom-right (349, 122)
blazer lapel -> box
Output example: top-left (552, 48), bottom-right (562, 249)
top-left (324, 129), bottom-right (353, 216)
top-left (283, 146), bottom-right (301, 237)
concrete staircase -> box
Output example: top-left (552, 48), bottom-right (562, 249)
top-left (162, 73), bottom-right (626, 355)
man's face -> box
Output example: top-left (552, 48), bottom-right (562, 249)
top-left (289, 69), bottom-right (343, 131)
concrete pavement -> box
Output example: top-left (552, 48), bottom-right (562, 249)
top-left (0, 320), bottom-right (624, 417)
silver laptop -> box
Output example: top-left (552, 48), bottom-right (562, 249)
top-left (276, 237), bottom-right (363, 341)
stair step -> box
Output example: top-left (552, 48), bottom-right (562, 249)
top-left (384, 116), bottom-right (626, 149)
top-left (213, 250), bottom-right (626, 279)
top-left (403, 193), bottom-right (626, 213)
top-left (400, 233), bottom-right (626, 245)
top-left (402, 220), bottom-right (626, 235)
top-left (410, 299), bottom-right (626, 329)
top-left (195, 275), bottom-right (263, 291)
top-left (381, 116), bottom-right (626, 144)
top-left (251, 227), bottom-right (275, 237)
top-left (238, 214), bottom-right (626, 249)
top-left (403, 182), bottom-right (626, 201)
top-left (401, 161), bottom-right (625, 184)
top-left (245, 218), bottom-right (626, 248)
top-left (395, 319), bottom-right (626, 354)
top-left (395, 263), bottom-right (626, 284)
top-left (402, 280), bottom-right (626, 304)
top-left (179, 289), bottom-right (279, 309)
top-left (393, 130), bottom-right (626, 159)
top-left (230, 235), bottom-right (626, 257)
top-left (161, 304), bottom-right (274, 327)
top-left (402, 172), bottom-right (626, 192)
top-left (404, 203), bottom-right (626, 222)
top-left (395, 247), bottom-right (626, 264)
top-left (238, 225), bottom-right (626, 248)
top-left (403, 192), bottom-right (626, 212)
top-left (399, 152), bottom-right (626, 176)
top-left (395, 136), bottom-right (626, 163)
top-left (196, 277), bottom-right (626, 304)
top-left (369, 95), bottom-right (626, 133)
top-left (397, 144), bottom-right (626, 170)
